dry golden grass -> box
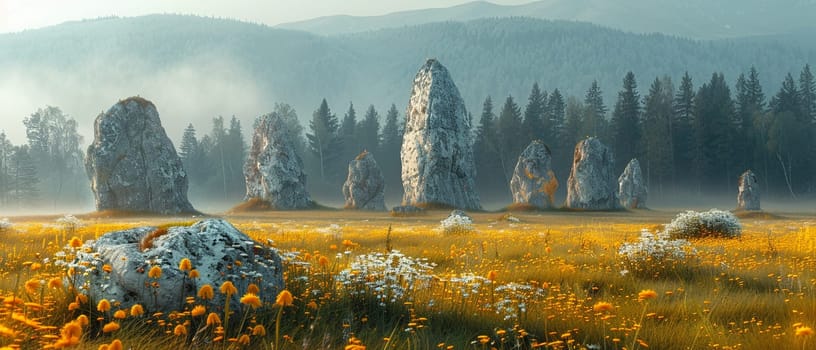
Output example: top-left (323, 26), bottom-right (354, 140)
top-left (0, 210), bottom-right (814, 349)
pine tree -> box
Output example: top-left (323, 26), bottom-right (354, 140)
top-left (379, 104), bottom-right (403, 199)
top-left (307, 99), bottom-right (342, 183)
top-left (673, 72), bottom-right (696, 189)
top-left (357, 105), bottom-right (381, 155)
top-left (226, 116), bottom-right (247, 197)
top-left (497, 95), bottom-right (524, 187)
top-left (695, 73), bottom-right (736, 191)
top-left (800, 64), bottom-right (815, 122)
top-left (548, 89), bottom-right (566, 145)
top-left (611, 71), bottom-right (642, 172)
top-left (179, 124), bottom-right (198, 163)
top-left (734, 67), bottom-right (766, 181)
top-left (641, 77), bottom-right (675, 196)
top-left (522, 83), bottom-right (547, 144)
top-left (474, 96), bottom-right (503, 199)
top-left (768, 73), bottom-right (809, 196)
top-left (582, 81), bottom-right (608, 140)
top-left (339, 102), bottom-right (359, 160)
top-left (563, 97), bottom-right (585, 148)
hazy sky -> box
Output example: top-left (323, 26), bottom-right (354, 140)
top-left (0, 0), bottom-right (532, 33)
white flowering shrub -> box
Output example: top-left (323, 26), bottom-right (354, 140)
top-left (439, 211), bottom-right (474, 235)
top-left (56, 214), bottom-right (83, 234)
top-left (335, 250), bottom-right (436, 307)
top-left (316, 223), bottom-right (343, 240)
top-left (0, 218), bottom-right (11, 232)
top-left (664, 209), bottom-right (741, 238)
top-left (618, 229), bottom-right (696, 277)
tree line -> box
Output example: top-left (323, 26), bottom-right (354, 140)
top-left (1, 64), bottom-right (814, 210)
top-left (473, 65), bottom-right (816, 202)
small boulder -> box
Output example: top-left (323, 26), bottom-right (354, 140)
top-left (618, 158), bottom-right (647, 209)
top-left (401, 59), bottom-right (481, 209)
top-left (509, 140), bottom-right (558, 209)
top-left (85, 97), bottom-right (196, 214)
top-left (71, 219), bottom-right (283, 312)
top-left (342, 151), bottom-right (386, 210)
top-left (243, 113), bottom-right (313, 209)
top-left (565, 137), bottom-right (619, 210)
top-left (737, 170), bottom-right (760, 211)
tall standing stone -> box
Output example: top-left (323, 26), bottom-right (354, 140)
top-left (243, 113), bottom-right (313, 209)
top-left (618, 158), bottom-right (647, 209)
top-left (343, 151), bottom-right (386, 210)
top-left (565, 137), bottom-right (619, 210)
top-left (509, 140), bottom-right (558, 209)
top-left (85, 97), bottom-right (196, 214)
top-left (401, 59), bottom-right (481, 209)
top-left (737, 169), bottom-right (760, 211)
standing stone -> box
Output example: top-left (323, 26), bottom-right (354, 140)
top-left (509, 140), bottom-right (558, 209)
top-left (343, 151), bottom-right (386, 210)
top-left (565, 137), bottom-right (619, 210)
top-left (243, 113), bottom-right (313, 209)
top-left (85, 97), bottom-right (196, 215)
top-left (618, 158), bottom-right (647, 209)
top-left (401, 59), bottom-right (481, 209)
top-left (72, 219), bottom-right (284, 312)
top-left (737, 169), bottom-right (760, 211)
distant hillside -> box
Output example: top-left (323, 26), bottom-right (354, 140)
top-left (0, 15), bottom-right (813, 145)
top-left (278, 0), bottom-right (816, 40)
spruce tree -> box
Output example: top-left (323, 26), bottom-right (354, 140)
top-left (610, 71), bottom-right (642, 172)
top-left (474, 96), bottom-right (503, 199)
top-left (379, 104), bottom-right (403, 198)
top-left (694, 73), bottom-right (736, 191)
top-left (582, 81), bottom-right (608, 140)
top-left (0, 132), bottom-right (12, 207)
top-left (522, 83), bottom-right (547, 144)
top-left (641, 77), bottom-right (675, 195)
top-left (800, 64), bottom-right (815, 122)
top-left (673, 72), bottom-right (696, 189)
top-left (339, 102), bottom-right (359, 160)
top-left (497, 96), bottom-right (524, 185)
top-left (307, 99), bottom-right (342, 183)
top-left (357, 105), bottom-right (381, 155)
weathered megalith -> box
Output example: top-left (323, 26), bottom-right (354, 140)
top-left (401, 59), bottom-right (481, 209)
top-left (737, 169), bottom-right (760, 211)
top-left (242, 113), bottom-right (313, 209)
top-left (85, 97), bottom-right (196, 214)
top-left (343, 151), bottom-right (386, 210)
top-left (70, 219), bottom-right (284, 312)
top-left (509, 140), bottom-right (559, 209)
top-left (618, 158), bottom-right (647, 209)
top-left (565, 137), bottom-right (619, 210)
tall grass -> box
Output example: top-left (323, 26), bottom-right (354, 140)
top-left (0, 212), bottom-right (812, 349)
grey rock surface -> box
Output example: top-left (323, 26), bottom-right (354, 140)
top-left (510, 140), bottom-right (558, 209)
top-left (737, 169), bottom-right (760, 211)
top-left (342, 151), bottom-right (386, 210)
top-left (74, 219), bottom-right (284, 312)
top-left (401, 59), bottom-right (481, 210)
top-left (243, 113), bottom-right (313, 209)
top-left (85, 97), bottom-right (195, 214)
top-left (618, 158), bottom-right (648, 209)
top-left (565, 137), bottom-right (619, 210)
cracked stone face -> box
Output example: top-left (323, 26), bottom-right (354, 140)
top-left (737, 170), bottom-right (760, 211)
top-left (71, 219), bottom-right (284, 312)
top-left (400, 59), bottom-right (481, 209)
top-left (342, 151), bottom-right (386, 210)
top-left (85, 97), bottom-right (196, 214)
top-left (565, 137), bottom-right (619, 210)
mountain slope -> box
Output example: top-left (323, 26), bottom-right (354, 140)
top-left (278, 0), bottom-right (816, 40)
top-left (0, 15), bottom-right (813, 146)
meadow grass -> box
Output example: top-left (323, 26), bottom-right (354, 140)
top-left (0, 210), bottom-right (813, 349)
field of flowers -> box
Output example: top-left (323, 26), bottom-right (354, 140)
top-left (0, 209), bottom-right (814, 350)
